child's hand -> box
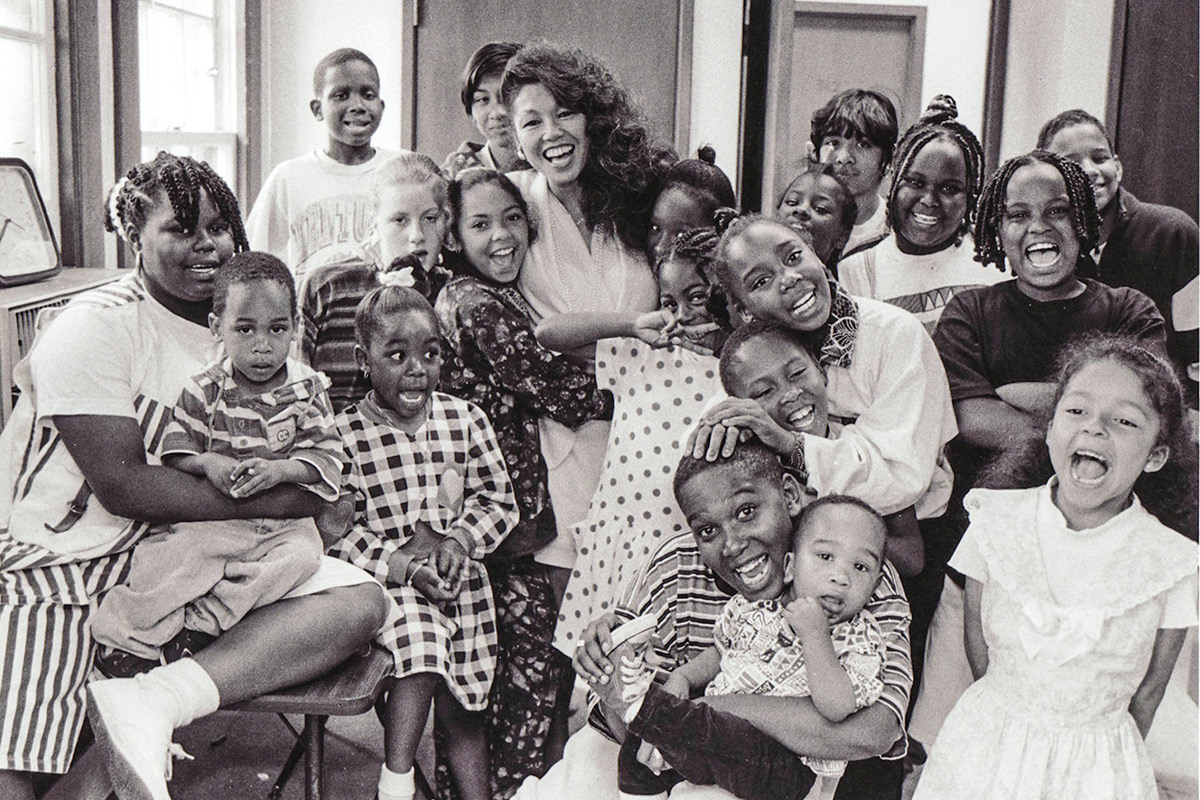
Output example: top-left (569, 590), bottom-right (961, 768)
top-left (784, 597), bottom-right (832, 644)
top-left (633, 310), bottom-right (683, 349)
top-left (661, 670), bottom-right (691, 700)
top-left (431, 537), bottom-right (468, 595)
top-left (699, 398), bottom-right (794, 454)
top-left (197, 453), bottom-right (242, 497)
top-left (229, 458), bottom-right (288, 498)
top-left (410, 562), bottom-right (457, 605)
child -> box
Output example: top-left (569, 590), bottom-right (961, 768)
top-left (1038, 109), bottom-right (1198, 392)
top-left (302, 152), bottom-right (450, 411)
top-left (434, 167), bottom-right (614, 795)
top-left (608, 492), bottom-right (888, 800)
top-left (442, 42), bottom-right (527, 178)
top-left (90, 252), bottom-right (342, 665)
top-left (775, 162), bottom-right (858, 271)
top-left (839, 95), bottom-right (1003, 333)
top-left (710, 320), bottom-right (927, 577)
top-left (809, 88), bottom-right (899, 255)
top-left (333, 285), bottom-right (518, 800)
top-left (536, 227), bottom-right (730, 655)
top-left (647, 147), bottom-right (737, 266)
top-left (910, 150), bottom-right (1169, 755)
top-left (247, 48), bottom-right (402, 283)
top-left (913, 335), bottom-right (1198, 799)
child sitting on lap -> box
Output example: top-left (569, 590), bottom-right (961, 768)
top-left (595, 446), bottom-right (888, 800)
top-left (91, 252), bottom-right (343, 665)
top-left (333, 285), bottom-right (518, 800)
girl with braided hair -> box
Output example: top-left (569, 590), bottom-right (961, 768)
top-left (839, 95), bottom-right (1004, 334)
top-left (908, 150), bottom-right (1169, 756)
top-left (534, 226), bottom-right (731, 656)
top-left (0, 152), bottom-right (389, 800)
top-left (646, 146), bottom-right (737, 266)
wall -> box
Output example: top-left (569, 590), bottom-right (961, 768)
top-left (258, 0), bottom-right (406, 200)
top-left (999, 0), bottom-right (1114, 160)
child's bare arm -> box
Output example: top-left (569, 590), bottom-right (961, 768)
top-left (229, 457), bottom-right (320, 498)
top-left (671, 645), bottom-right (722, 695)
top-left (1129, 627), bottom-right (1189, 737)
top-left (535, 312), bottom-right (642, 351)
top-left (963, 577), bottom-right (989, 680)
top-left (882, 506), bottom-right (924, 577)
top-left (786, 598), bottom-right (858, 721)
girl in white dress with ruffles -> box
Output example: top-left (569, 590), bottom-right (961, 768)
top-left (914, 334), bottom-right (1198, 800)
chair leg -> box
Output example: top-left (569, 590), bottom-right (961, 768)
top-left (303, 714), bottom-right (326, 800)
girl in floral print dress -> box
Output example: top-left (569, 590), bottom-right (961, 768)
top-left (435, 168), bottom-right (613, 798)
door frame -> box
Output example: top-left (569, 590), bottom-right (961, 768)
top-left (757, 0), bottom-right (926, 211)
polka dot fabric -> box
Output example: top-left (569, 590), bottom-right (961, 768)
top-left (552, 338), bottom-right (723, 655)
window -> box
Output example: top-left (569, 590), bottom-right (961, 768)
top-left (138, 0), bottom-right (240, 190)
top-left (0, 0), bottom-right (59, 233)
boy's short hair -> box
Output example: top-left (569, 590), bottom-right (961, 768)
top-left (313, 48), bottom-right (378, 96)
top-left (353, 285), bottom-right (438, 350)
top-left (795, 494), bottom-right (886, 546)
top-left (1036, 108), bottom-right (1114, 152)
top-left (460, 42), bottom-right (521, 115)
top-left (673, 437), bottom-right (784, 509)
top-left (718, 320), bottom-right (823, 393)
top-left (212, 251), bottom-right (296, 317)
top-left (810, 89), bottom-right (900, 166)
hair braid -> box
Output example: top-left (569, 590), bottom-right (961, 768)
top-left (974, 150), bottom-right (1100, 271)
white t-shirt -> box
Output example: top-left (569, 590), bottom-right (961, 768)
top-left (843, 199), bottom-right (888, 256)
top-left (246, 147), bottom-right (403, 283)
top-left (839, 233), bottom-right (1005, 333)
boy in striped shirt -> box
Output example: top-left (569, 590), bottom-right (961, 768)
top-left (90, 252), bottom-right (344, 664)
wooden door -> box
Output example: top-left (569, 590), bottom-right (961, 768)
top-left (410, 1), bottom-right (687, 165)
top-left (759, 1), bottom-right (925, 210)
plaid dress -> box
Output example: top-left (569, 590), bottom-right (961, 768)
top-left (334, 392), bottom-right (517, 709)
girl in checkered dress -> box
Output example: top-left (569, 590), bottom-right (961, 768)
top-left (333, 285), bottom-right (518, 800)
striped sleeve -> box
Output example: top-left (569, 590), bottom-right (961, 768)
top-left (287, 378), bottom-right (344, 501)
top-left (159, 376), bottom-right (215, 458)
top-left (866, 561), bottom-right (913, 757)
top-left (447, 402), bottom-right (518, 558)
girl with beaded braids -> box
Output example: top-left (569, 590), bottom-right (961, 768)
top-left (0, 151), bottom-right (389, 800)
top-left (499, 41), bottom-right (676, 588)
top-left (839, 95), bottom-right (1003, 334)
top-left (907, 150), bottom-right (1168, 755)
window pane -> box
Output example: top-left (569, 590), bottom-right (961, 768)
top-left (0, 0), bottom-right (36, 31)
top-left (0, 37), bottom-right (50, 184)
top-left (139, 3), bottom-right (219, 131)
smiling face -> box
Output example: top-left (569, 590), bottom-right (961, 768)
top-left (1046, 359), bottom-right (1168, 530)
top-left (649, 186), bottom-right (713, 266)
top-left (679, 467), bottom-right (804, 603)
top-left (210, 279), bottom-right (296, 390)
top-left (511, 82), bottom-right (591, 191)
top-left (787, 503), bottom-right (884, 624)
top-left (775, 172), bottom-right (852, 266)
top-left (376, 181), bottom-right (444, 275)
top-left (817, 133), bottom-right (886, 200)
top-left (470, 73), bottom-right (514, 151)
top-left (892, 137), bottom-right (969, 252)
top-left (1000, 161), bottom-right (1084, 302)
top-left (456, 181), bottom-right (530, 285)
top-left (723, 331), bottom-right (829, 438)
top-left (355, 307), bottom-right (443, 427)
top-left (723, 221), bottom-right (832, 332)
top-left (134, 189), bottom-right (235, 306)
top-left (658, 255), bottom-right (715, 328)
top-left (1043, 122), bottom-right (1123, 214)
top-left (311, 60), bottom-right (383, 161)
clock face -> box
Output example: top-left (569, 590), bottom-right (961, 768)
top-left (0, 166), bottom-right (59, 277)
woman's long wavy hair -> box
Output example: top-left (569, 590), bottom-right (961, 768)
top-left (501, 41), bottom-right (676, 252)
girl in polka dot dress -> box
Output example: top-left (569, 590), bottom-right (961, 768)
top-left (535, 228), bottom-right (732, 655)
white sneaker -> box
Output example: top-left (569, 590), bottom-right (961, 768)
top-left (87, 675), bottom-right (179, 800)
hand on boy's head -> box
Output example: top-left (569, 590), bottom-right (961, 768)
top-left (699, 398), bottom-right (793, 454)
top-left (686, 417), bottom-right (746, 461)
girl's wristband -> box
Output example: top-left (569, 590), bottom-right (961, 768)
top-left (404, 555), bottom-right (430, 586)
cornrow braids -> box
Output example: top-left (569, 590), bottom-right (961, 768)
top-left (974, 149), bottom-right (1100, 271)
top-left (104, 152), bottom-right (248, 253)
top-left (886, 94), bottom-right (985, 239)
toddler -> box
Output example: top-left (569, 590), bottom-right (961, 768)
top-left (775, 162), bottom-right (858, 271)
top-left (247, 48), bottom-right (402, 284)
top-left (302, 151), bottom-right (450, 411)
top-left (809, 88), bottom-right (899, 255)
top-left (91, 251), bottom-right (342, 663)
top-left (333, 285), bottom-right (518, 800)
top-left (914, 334), bottom-right (1197, 799)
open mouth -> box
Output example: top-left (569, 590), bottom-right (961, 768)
top-left (1069, 449), bottom-right (1109, 486)
top-left (733, 554), bottom-right (774, 593)
top-left (910, 212), bottom-right (940, 228)
top-left (1025, 242), bottom-right (1060, 268)
top-left (488, 246), bottom-right (518, 267)
top-left (187, 262), bottom-right (220, 278)
top-left (786, 404), bottom-right (816, 431)
top-left (790, 287), bottom-right (817, 317)
top-left (817, 595), bottom-right (844, 618)
top-left (543, 144), bottom-right (575, 164)
top-left (343, 118), bottom-right (374, 130)
top-left (397, 390), bottom-right (427, 405)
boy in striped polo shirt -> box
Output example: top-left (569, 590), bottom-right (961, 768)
top-left (91, 252), bottom-right (344, 665)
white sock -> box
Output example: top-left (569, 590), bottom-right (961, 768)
top-left (142, 657), bottom-right (221, 728)
top-left (378, 765), bottom-right (415, 800)
top-left (622, 693), bottom-right (646, 725)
